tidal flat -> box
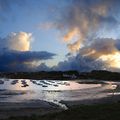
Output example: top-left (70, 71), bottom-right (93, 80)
top-left (0, 79), bottom-right (120, 119)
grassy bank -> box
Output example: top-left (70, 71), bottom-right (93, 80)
top-left (5, 102), bottom-right (120, 120)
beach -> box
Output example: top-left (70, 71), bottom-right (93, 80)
top-left (1, 93), bottom-right (120, 120)
top-left (0, 79), bottom-right (120, 119)
top-left (0, 100), bottom-right (62, 119)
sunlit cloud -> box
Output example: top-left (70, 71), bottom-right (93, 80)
top-left (63, 27), bottom-right (79, 42)
top-left (50, 0), bottom-right (120, 71)
top-left (0, 32), bottom-right (32, 51)
top-left (1, 0), bottom-right (120, 72)
top-left (100, 52), bottom-right (120, 69)
top-left (0, 32), bottom-right (56, 72)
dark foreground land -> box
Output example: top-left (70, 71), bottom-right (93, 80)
top-left (4, 102), bottom-right (120, 120)
top-left (0, 70), bottom-right (120, 80)
top-left (1, 70), bottom-right (120, 120)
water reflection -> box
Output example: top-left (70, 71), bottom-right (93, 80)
top-left (0, 79), bottom-right (119, 104)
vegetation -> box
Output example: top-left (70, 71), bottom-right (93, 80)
top-left (79, 70), bottom-right (120, 81)
top-left (0, 71), bottom-right (79, 80)
top-left (5, 102), bottom-right (120, 120)
top-left (0, 70), bottom-right (120, 80)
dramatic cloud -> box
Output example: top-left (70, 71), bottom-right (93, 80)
top-left (51, 0), bottom-right (120, 71)
top-left (63, 27), bottom-right (79, 42)
top-left (1, 0), bottom-right (120, 72)
top-left (79, 38), bottom-right (120, 69)
top-left (53, 38), bottom-right (120, 72)
top-left (0, 32), bottom-right (32, 51)
top-left (35, 63), bottom-right (51, 71)
top-left (0, 50), bottom-right (55, 72)
top-left (53, 54), bottom-right (106, 72)
top-left (79, 38), bottom-right (119, 58)
top-left (0, 50), bottom-right (55, 63)
top-left (0, 32), bottom-right (56, 72)
top-left (67, 40), bottom-right (81, 53)
top-left (56, 0), bottom-right (119, 52)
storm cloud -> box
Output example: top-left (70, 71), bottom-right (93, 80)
top-left (53, 54), bottom-right (106, 72)
top-left (1, 0), bottom-right (120, 72)
top-left (53, 38), bottom-right (120, 72)
top-left (55, 0), bottom-right (119, 52)
top-left (0, 50), bottom-right (55, 72)
top-left (51, 0), bottom-right (120, 71)
top-left (0, 32), bottom-right (55, 72)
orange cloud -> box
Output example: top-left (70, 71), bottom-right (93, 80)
top-left (67, 40), bottom-right (81, 52)
top-left (8, 32), bottom-right (32, 51)
top-left (63, 28), bottom-right (79, 42)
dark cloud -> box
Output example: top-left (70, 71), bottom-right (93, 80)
top-left (50, 0), bottom-right (120, 72)
top-left (79, 38), bottom-right (120, 58)
top-left (35, 0), bottom-right (120, 72)
top-left (53, 38), bottom-right (120, 72)
top-left (0, 50), bottom-right (55, 72)
top-left (1, 0), bottom-right (120, 72)
top-left (35, 63), bottom-right (51, 71)
top-left (0, 50), bottom-right (55, 63)
top-left (50, 0), bottom-right (120, 53)
top-left (0, 32), bottom-right (56, 72)
top-left (53, 54), bottom-right (106, 72)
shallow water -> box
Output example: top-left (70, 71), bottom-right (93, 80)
top-left (0, 79), bottom-right (119, 108)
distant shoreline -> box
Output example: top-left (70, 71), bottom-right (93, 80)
top-left (0, 70), bottom-right (120, 81)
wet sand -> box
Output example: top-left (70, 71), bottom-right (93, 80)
top-left (0, 100), bottom-right (62, 119)
top-left (1, 79), bottom-right (120, 119)
top-left (60, 95), bottom-right (120, 107)
top-left (1, 94), bottom-right (120, 119)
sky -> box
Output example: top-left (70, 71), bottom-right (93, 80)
top-left (0, 0), bottom-right (120, 72)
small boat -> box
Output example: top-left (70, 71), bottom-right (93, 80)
top-left (37, 83), bottom-right (43, 86)
top-left (65, 82), bottom-right (70, 86)
top-left (42, 85), bottom-right (48, 87)
top-left (21, 84), bottom-right (29, 87)
top-left (0, 80), bottom-right (4, 84)
top-left (61, 82), bottom-right (70, 86)
top-left (11, 80), bottom-right (18, 85)
top-left (57, 82), bottom-right (64, 85)
top-left (21, 80), bottom-right (26, 83)
top-left (54, 84), bottom-right (58, 87)
top-left (44, 80), bottom-right (52, 85)
top-left (32, 80), bottom-right (37, 84)
top-left (47, 80), bottom-right (55, 83)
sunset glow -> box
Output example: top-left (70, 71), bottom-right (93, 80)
top-left (0, 0), bottom-right (120, 72)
